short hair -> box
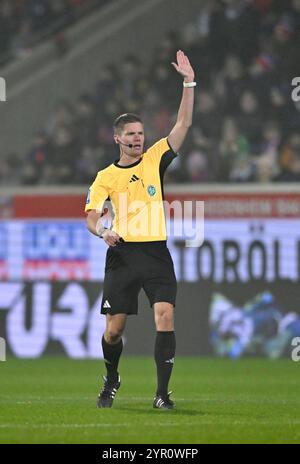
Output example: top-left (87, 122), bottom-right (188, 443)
top-left (113, 113), bottom-right (143, 134)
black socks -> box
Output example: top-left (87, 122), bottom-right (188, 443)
top-left (101, 335), bottom-right (123, 383)
top-left (101, 331), bottom-right (176, 395)
top-left (154, 331), bottom-right (176, 397)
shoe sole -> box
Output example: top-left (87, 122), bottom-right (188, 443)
top-left (153, 402), bottom-right (175, 410)
top-left (153, 406), bottom-right (175, 410)
top-left (97, 402), bottom-right (113, 408)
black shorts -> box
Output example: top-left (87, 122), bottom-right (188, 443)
top-left (101, 240), bottom-right (177, 315)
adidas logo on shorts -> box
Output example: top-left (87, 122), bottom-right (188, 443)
top-left (103, 300), bottom-right (111, 309)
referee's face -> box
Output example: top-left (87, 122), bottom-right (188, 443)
top-left (119, 122), bottom-right (145, 157)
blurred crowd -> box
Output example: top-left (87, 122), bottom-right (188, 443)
top-left (1, 0), bottom-right (300, 185)
top-left (0, 0), bottom-right (109, 64)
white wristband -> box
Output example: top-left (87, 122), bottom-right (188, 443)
top-left (183, 81), bottom-right (196, 88)
top-left (95, 219), bottom-right (106, 237)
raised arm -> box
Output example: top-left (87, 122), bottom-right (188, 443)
top-left (168, 50), bottom-right (195, 153)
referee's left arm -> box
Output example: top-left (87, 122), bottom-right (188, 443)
top-left (168, 50), bottom-right (195, 153)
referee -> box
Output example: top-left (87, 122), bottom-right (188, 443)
top-left (85, 50), bottom-right (195, 409)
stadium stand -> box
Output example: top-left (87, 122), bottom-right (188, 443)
top-left (0, 0), bottom-right (300, 185)
top-left (0, 0), bottom-right (112, 65)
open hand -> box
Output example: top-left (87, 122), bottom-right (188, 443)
top-left (171, 50), bottom-right (195, 82)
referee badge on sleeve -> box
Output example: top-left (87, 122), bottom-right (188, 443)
top-left (86, 188), bottom-right (91, 204)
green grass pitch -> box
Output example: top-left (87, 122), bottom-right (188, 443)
top-left (0, 356), bottom-right (299, 444)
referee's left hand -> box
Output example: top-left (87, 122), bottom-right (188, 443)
top-left (102, 229), bottom-right (122, 247)
top-left (171, 49), bottom-right (195, 82)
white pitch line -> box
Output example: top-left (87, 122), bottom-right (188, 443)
top-left (0, 423), bottom-right (126, 429)
top-left (1, 420), bottom-right (300, 430)
top-left (1, 397), bottom-right (299, 404)
top-left (0, 423), bottom-right (185, 429)
top-left (4, 396), bottom-right (155, 400)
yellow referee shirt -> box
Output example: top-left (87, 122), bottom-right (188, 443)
top-left (85, 137), bottom-right (177, 242)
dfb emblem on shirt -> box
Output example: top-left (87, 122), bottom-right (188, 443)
top-left (147, 185), bottom-right (156, 196)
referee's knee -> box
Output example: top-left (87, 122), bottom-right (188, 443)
top-left (105, 329), bottom-right (123, 345)
top-left (154, 303), bottom-right (174, 331)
